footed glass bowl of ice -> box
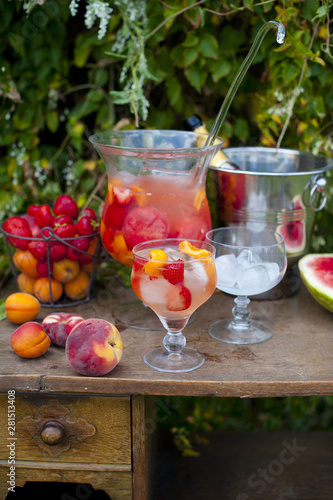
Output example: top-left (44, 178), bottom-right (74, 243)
top-left (206, 227), bottom-right (287, 344)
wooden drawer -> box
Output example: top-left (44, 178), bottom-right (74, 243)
top-left (0, 394), bottom-right (131, 466)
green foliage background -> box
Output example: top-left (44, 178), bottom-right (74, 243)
top-left (1, 0), bottom-right (333, 455)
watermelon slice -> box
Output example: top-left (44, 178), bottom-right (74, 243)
top-left (276, 195), bottom-right (306, 255)
top-left (298, 253), bottom-right (333, 312)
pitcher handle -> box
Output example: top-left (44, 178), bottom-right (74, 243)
top-left (303, 175), bottom-right (327, 212)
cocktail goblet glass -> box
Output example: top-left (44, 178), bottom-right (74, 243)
top-left (206, 227), bottom-right (287, 344)
top-left (131, 238), bottom-right (217, 372)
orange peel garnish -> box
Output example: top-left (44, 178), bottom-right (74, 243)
top-left (179, 241), bottom-right (211, 259)
top-left (194, 188), bottom-right (205, 211)
top-left (144, 249), bottom-right (167, 277)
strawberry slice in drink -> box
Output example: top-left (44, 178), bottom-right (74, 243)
top-left (166, 284), bottom-right (192, 312)
top-left (162, 259), bottom-right (184, 285)
top-left (113, 186), bottom-right (133, 206)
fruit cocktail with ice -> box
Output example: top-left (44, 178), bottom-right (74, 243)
top-left (89, 130), bottom-right (223, 267)
top-left (131, 238), bottom-right (217, 372)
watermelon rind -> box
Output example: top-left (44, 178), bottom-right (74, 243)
top-left (298, 253), bottom-right (333, 313)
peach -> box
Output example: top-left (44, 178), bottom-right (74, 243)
top-left (10, 322), bottom-right (50, 358)
top-left (65, 319), bottom-right (124, 376)
top-left (5, 292), bottom-right (41, 324)
top-left (42, 312), bottom-right (85, 347)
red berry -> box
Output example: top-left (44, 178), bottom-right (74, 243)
top-left (27, 240), bottom-right (48, 260)
top-left (167, 285), bottom-right (192, 312)
top-left (35, 205), bottom-right (54, 228)
top-left (105, 203), bottom-right (126, 230)
top-left (113, 186), bottom-right (133, 206)
top-left (54, 195), bottom-right (78, 219)
top-left (54, 223), bottom-right (76, 239)
top-left (27, 205), bottom-right (40, 216)
top-left (2, 217), bottom-right (32, 249)
top-left (49, 242), bottom-right (67, 262)
top-left (81, 207), bottom-right (97, 221)
top-left (66, 236), bottom-right (90, 261)
top-left (76, 216), bottom-right (96, 237)
top-left (36, 259), bottom-right (53, 277)
top-left (162, 260), bottom-right (184, 285)
top-left (53, 214), bottom-right (73, 227)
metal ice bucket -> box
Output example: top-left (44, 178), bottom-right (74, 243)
top-left (209, 147), bottom-right (333, 297)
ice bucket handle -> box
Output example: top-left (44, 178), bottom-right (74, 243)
top-left (303, 174), bottom-right (327, 212)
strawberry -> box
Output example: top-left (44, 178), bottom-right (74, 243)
top-left (162, 259), bottom-right (184, 285)
top-left (53, 214), bottom-right (73, 227)
top-left (76, 216), bottom-right (97, 237)
top-left (81, 207), bottom-right (97, 221)
top-left (113, 186), bottom-right (133, 206)
top-left (35, 205), bottom-right (54, 228)
top-left (167, 285), bottom-right (192, 312)
top-left (28, 240), bottom-right (48, 260)
top-left (2, 216), bottom-right (32, 249)
top-left (54, 223), bottom-right (76, 239)
top-left (49, 242), bottom-right (67, 262)
top-left (105, 203), bottom-right (126, 230)
top-left (54, 195), bottom-right (79, 219)
top-left (102, 227), bottom-right (115, 254)
top-left (36, 259), bottom-right (53, 277)
top-left (66, 236), bottom-right (90, 261)
top-left (27, 204), bottom-right (40, 216)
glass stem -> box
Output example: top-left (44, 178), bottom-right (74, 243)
top-left (231, 295), bottom-right (251, 330)
top-left (163, 331), bottom-right (186, 354)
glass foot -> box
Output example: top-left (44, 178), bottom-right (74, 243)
top-left (208, 319), bottom-right (273, 345)
top-left (144, 347), bottom-right (205, 373)
top-left (113, 300), bottom-right (197, 331)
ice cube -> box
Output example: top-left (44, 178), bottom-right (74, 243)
top-left (263, 262), bottom-right (280, 283)
top-left (236, 248), bottom-right (262, 269)
top-left (167, 248), bottom-right (192, 262)
top-left (215, 254), bottom-right (239, 288)
top-left (237, 264), bottom-right (270, 294)
top-left (139, 277), bottom-right (171, 308)
top-left (184, 261), bottom-right (208, 289)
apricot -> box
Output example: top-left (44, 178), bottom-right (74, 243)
top-left (53, 258), bottom-right (80, 284)
top-left (64, 270), bottom-right (90, 300)
top-left (10, 322), bottom-right (50, 358)
top-left (13, 249), bottom-right (39, 279)
top-left (17, 273), bottom-right (36, 295)
top-left (34, 277), bottom-right (63, 303)
top-left (65, 319), bottom-right (123, 376)
top-left (5, 292), bottom-right (41, 324)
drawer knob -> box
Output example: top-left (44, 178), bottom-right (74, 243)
top-left (40, 420), bottom-right (65, 445)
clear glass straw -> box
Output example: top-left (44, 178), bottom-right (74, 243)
top-left (204, 20), bottom-right (285, 148)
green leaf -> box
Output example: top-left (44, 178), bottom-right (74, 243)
top-left (46, 111), bottom-right (59, 133)
top-left (184, 47), bottom-right (199, 67)
top-left (198, 33), bottom-right (218, 59)
top-left (183, 31), bottom-right (199, 47)
top-left (109, 90), bottom-right (131, 105)
top-left (165, 76), bottom-right (182, 107)
top-left (0, 300), bottom-right (6, 322)
top-left (184, 67), bottom-right (202, 93)
top-left (212, 60), bottom-right (231, 82)
top-left (284, 63), bottom-right (300, 84)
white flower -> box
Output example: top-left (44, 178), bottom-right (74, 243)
top-left (84, 0), bottom-right (113, 39)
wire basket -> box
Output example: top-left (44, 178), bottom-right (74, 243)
top-left (1, 224), bottom-right (101, 308)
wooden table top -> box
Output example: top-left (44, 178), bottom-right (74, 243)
top-left (1, 277), bottom-right (333, 398)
